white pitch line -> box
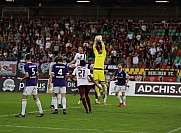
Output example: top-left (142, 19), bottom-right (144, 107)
top-left (0, 104), bottom-right (112, 118)
top-left (167, 127), bottom-right (181, 133)
top-left (0, 124), bottom-right (133, 133)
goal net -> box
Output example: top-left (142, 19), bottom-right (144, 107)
top-left (2, 7), bottom-right (29, 18)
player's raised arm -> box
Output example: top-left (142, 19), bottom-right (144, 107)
top-left (93, 36), bottom-right (99, 55)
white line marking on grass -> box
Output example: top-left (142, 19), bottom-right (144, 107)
top-left (0, 124), bottom-right (133, 133)
top-left (0, 104), bottom-right (112, 118)
top-left (167, 127), bottom-right (181, 133)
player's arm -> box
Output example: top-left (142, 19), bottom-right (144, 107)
top-left (93, 37), bottom-right (99, 56)
top-left (69, 59), bottom-right (76, 65)
top-left (88, 75), bottom-right (101, 90)
top-left (48, 73), bottom-right (53, 89)
top-left (71, 68), bottom-right (77, 82)
top-left (111, 70), bottom-right (117, 81)
top-left (125, 73), bottom-right (130, 86)
top-left (65, 65), bottom-right (69, 80)
top-left (21, 73), bottom-right (29, 82)
top-left (36, 72), bottom-right (39, 84)
top-left (20, 65), bottom-right (29, 82)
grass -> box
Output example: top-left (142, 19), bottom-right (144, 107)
top-left (0, 92), bottom-right (181, 133)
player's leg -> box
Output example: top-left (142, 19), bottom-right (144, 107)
top-left (50, 96), bottom-right (54, 108)
top-left (100, 71), bottom-right (107, 105)
top-left (122, 87), bottom-right (126, 108)
top-left (15, 86), bottom-right (31, 117)
top-left (57, 94), bottom-right (63, 108)
top-left (60, 86), bottom-right (67, 114)
top-left (49, 83), bottom-right (54, 108)
top-left (78, 86), bottom-right (89, 113)
top-left (85, 86), bottom-right (92, 113)
top-left (32, 87), bottom-right (44, 117)
top-left (78, 97), bottom-right (82, 105)
top-left (15, 94), bottom-right (27, 117)
top-left (93, 70), bottom-right (101, 104)
top-left (115, 86), bottom-right (123, 107)
top-left (100, 81), bottom-right (107, 105)
top-left (51, 87), bottom-right (59, 114)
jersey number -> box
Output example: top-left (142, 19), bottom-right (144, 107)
top-left (58, 69), bottom-right (62, 75)
top-left (78, 70), bottom-right (85, 78)
top-left (32, 68), bottom-right (36, 75)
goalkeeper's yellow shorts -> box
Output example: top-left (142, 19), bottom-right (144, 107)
top-left (93, 69), bottom-right (105, 82)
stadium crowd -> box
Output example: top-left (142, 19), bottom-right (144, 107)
top-left (0, 17), bottom-right (181, 69)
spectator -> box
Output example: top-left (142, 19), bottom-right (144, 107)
top-left (170, 45), bottom-right (177, 62)
top-left (167, 58), bottom-right (173, 67)
top-left (174, 61), bottom-right (180, 69)
top-left (154, 54), bottom-right (162, 68)
top-left (132, 54), bottom-right (139, 68)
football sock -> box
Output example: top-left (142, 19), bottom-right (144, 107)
top-left (21, 99), bottom-right (27, 115)
top-left (95, 86), bottom-right (101, 97)
top-left (81, 98), bottom-right (88, 113)
top-left (102, 85), bottom-right (107, 91)
top-left (104, 94), bottom-right (107, 103)
top-left (117, 94), bottom-right (123, 103)
top-left (123, 95), bottom-right (126, 105)
top-left (62, 97), bottom-right (66, 109)
top-left (85, 96), bottom-right (91, 111)
top-left (35, 98), bottom-right (43, 114)
top-left (51, 97), bottom-right (54, 105)
top-left (57, 94), bottom-right (61, 105)
top-left (53, 97), bottom-right (58, 110)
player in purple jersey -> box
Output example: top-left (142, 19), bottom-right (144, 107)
top-left (112, 62), bottom-right (130, 108)
top-left (48, 56), bottom-right (69, 115)
top-left (15, 54), bottom-right (44, 117)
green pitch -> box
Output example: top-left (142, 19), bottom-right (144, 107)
top-left (0, 92), bottom-right (181, 133)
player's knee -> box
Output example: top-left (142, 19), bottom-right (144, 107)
top-left (115, 92), bottom-right (118, 96)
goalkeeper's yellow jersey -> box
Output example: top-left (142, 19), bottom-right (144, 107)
top-left (93, 42), bottom-right (106, 70)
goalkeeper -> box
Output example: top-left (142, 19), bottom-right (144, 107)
top-left (93, 35), bottom-right (107, 105)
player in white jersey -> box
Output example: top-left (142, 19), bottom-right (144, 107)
top-left (72, 60), bottom-right (101, 113)
top-left (68, 47), bottom-right (86, 68)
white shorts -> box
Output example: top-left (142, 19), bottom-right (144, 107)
top-left (23, 86), bottom-right (38, 96)
top-left (115, 85), bottom-right (127, 93)
top-left (53, 86), bottom-right (66, 94)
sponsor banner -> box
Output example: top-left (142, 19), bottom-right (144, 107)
top-left (0, 78), bottom-right (47, 93)
top-left (0, 61), bottom-right (17, 76)
top-left (39, 63), bottom-right (50, 77)
top-left (109, 81), bottom-right (181, 98)
top-left (86, 64), bottom-right (118, 71)
top-left (46, 80), bottom-right (96, 94)
top-left (146, 70), bottom-right (177, 77)
top-left (145, 76), bottom-right (176, 82)
top-left (135, 82), bottom-right (181, 96)
top-left (0, 78), bottom-right (19, 92)
top-left (18, 79), bottom-right (47, 93)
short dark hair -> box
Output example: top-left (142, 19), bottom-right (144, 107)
top-left (56, 56), bottom-right (63, 62)
top-left (26, 54), bottom-right (31, 60)
top-left (80, 60), bottom-right (86, 66)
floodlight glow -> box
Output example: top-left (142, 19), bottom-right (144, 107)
top-left (77, 0), bottom-right (90, 2)
top-left (155, 1), bottom-right (169, 3)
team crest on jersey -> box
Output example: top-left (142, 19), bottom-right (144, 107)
top-left (78, 55), bottom-right (82, 59)
top-left (2, 79), bottom-right (15, 92)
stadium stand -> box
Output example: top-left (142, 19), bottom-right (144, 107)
top-left (0, 17), bottom-right (181, 75)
